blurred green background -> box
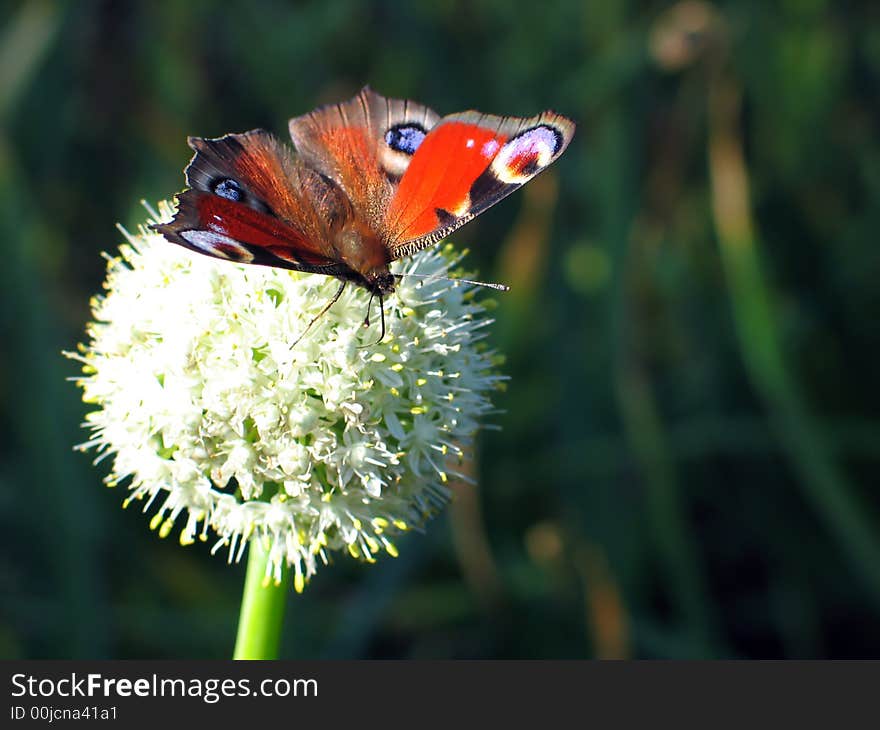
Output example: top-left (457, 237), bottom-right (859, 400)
top-left (2, 0), bottom-right (879, 659)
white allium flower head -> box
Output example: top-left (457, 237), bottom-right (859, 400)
top-left (67, 202), bottom-right (504, 592)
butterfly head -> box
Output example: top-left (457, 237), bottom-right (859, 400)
top-left (363, 269), bottom-right (396, 297)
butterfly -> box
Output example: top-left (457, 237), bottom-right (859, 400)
top-left (153, 87), bottom-right (574, 337)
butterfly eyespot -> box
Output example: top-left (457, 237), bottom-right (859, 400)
top-left (212, 177), bottom-right (246, 202)
top-left (490, 124), bottom-right (564, 184)
top-left (525, 124), bottom-right (564, 155)
top-left (384, 124), bottom-right (427, 155)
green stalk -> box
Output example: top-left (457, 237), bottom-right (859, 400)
top-left (233, 540), bottom-right (288, 659)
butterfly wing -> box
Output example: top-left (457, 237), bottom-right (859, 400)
top-left (288, 86), bottom-right (441, 224)
top-left (153, 130), bottom-right (348, 273)
top-left (382, 110), bottom-right (575, 259)
top-left (157, 93), bottom-right (574, 280)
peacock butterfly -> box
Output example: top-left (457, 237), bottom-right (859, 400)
top-left (153, 87), bottom-right (575, 335)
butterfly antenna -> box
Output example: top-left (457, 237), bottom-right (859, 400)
top-left (394, 272), bottom-right (510, 291)
top-left (289, 280), bottom-right (346, 350)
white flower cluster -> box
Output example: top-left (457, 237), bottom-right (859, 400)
top-left (67, 203), bottom-right (503, 591)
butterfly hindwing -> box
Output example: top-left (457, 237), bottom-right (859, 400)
top-left (383, 110), bottom-right (575, 259)
top-left (288, 87), bottom-right (441, 224)
top-left (153, 131), bottom-right (345, 272)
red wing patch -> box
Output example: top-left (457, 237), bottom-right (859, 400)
top-left (385, 122), bottom-right (507, 242)
top-left (154, 191), bottom-right (338, 270)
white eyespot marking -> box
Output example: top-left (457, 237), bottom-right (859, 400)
top-left (466, 138), bottom-right (475, 149)
top-left (380, 148), bottom-right (411, 177)
top-left (181, 231), bottom-right (255, 262)
top-left (490, 125), bottom-right (561, 184)
top-left (451, 194), bottom-right (471, 217)
top-left (481, 139), bottom-right (500, 158)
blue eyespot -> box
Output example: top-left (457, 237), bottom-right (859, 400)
top-left (385, 124), bottom-right (427, 155)
top-left (213, 178), bottom-right (245, 202)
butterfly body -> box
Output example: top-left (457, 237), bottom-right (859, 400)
top-left (153, 88), bottom-right (574, 299)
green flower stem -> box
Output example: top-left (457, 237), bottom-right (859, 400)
top-left (233, 540), bottom-right (288, 659)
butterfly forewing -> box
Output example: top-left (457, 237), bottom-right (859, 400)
top-left (383, 110), bottom-right (575, 259)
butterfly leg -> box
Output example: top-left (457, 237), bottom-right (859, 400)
top-left (357, 293), bottom-right (387, 348)
top-left (289, 280), bottom-right (346, 349)
top-left (362, 293), bottom-right (376, 329)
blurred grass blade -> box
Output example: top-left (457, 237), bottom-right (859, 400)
top-left (0, 0), bottom-right (60, 121)
top-left (708, 75), bottom-right (880, 606)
